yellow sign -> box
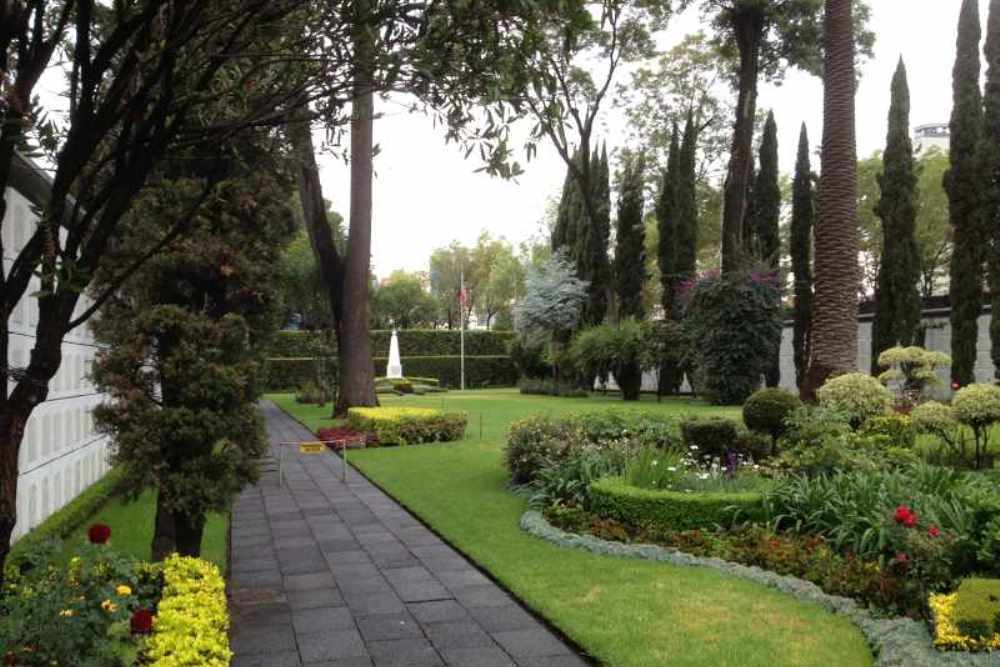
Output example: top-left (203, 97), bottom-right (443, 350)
top-left (298, 442), bottom-right (326, 454)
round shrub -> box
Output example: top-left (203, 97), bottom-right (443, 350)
top-left (860, 413), bottom-right (916, 449)
top-left (680, 417), bottom-right (741, 460)
top-left (505, 416), bottom-right (570, 484)
top-left (816, 372), bottom-right (892, 427)
top-left (952, 384), bottom-right (1000, 429)
top-left (742, 388), bottom-right (802, 444)
top-left (911, 401), bottom-right (959, 435)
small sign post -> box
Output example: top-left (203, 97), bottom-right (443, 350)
top-left (298, 442), bottom-right (326, 454)
top-left (278, 440), bottom-right (353, 487)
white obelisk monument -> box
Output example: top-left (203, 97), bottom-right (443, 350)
top-left (387, 329), bottom-right (404, 379)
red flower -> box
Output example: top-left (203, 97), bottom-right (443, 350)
top-left (891, 552), bottom-right (910, 570)
top-left (952, 381), bottom-right (961, 391)
top-left (928, 525), bottom-right (941, 538)
top-left (87, 523), bottom-right (111, 545)
top-left (893, 506), bottom-right (917, 528)
top-left (130, 609), bottom-right (154, 635)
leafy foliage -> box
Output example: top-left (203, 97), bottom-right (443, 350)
top-left (614, 155), bottom-right (648, 320)
top-left (514, 250), bottom-right (589, 346)
top-left (568, 319), bottom-right (655, 401)
top-left (346, 407), bottom-right (467, 446)
top-left (742, 388), bottom-right (802, 445)
top-left (951, 384), bottom-right (1000, 469)
top-left (815, 373), bottom-right (893, 428)
top-left (790, 124), bottom-right (815, 389)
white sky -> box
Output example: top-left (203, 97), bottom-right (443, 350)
top-left (315, 0), bottom-right (974, 280)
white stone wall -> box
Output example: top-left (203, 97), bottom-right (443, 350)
top-left (4, 186), bottom-right (111, 542)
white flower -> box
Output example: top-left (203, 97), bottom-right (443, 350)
top-left (667, 466), bottom-right (677, 472)
top-left (698, 472), bottom-right (710, 480)
top-left (652, 460), bottom-right (658, 467)
top-left (689, 445), bottom-right (698, 451)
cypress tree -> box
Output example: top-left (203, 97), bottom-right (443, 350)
top-left (983, 0), bottom-right (1000, 379)
top-left (791, 124), bottom-right (814, 390)
top-left (675, 113), bottom-right (699, 282)
top-left (743, 161), bottom-right (757, 256)
top-left (946, 0), bottom-right (984, 386)
top-left (754, 112), bottom-right (781, 268)
top-left (872, 59), bottom-right (921, 370)
top-left (614, 155), bottom-right (647, 319)
top-left (656, 124), bottom-right (681, 318)
top-left (552, 150), bottom-right (583, 254)
top-left (578, 143), bottom-right (612, 326)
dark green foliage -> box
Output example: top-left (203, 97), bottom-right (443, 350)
top-left (984, 0), bottom-right (1000, 379)
top-left (947, 0), bottom-right (986, 386)
top-left (346, 409), bottom-right (468, 446)
top-left (953, 578), bottom-right (1000, 639)
top-left (680, 417), bottom-right (741, 460)
top-left (790, 124), bottom-right (815, 389)
top-left (614, 155), bottom-right (647, 320)
top-left (268, 329), bottom-right (516, 358)
top-left (683, 272), bottom-right (783, 405)
top-left (742, 388), bottom-right (803, 445)
top-left (675, 114), bottom-right (699, 282)
top-left (578, 143), bottom-right (613, 326)
top-left (509, 338), bottom-right (552, 380)
top-left (372, 355), bottom-right (517, 388)
top-left (518, 379), bottom-right (588, 398)
top-left (263, 357), bottom-right (337, 392)
top-left (589, 477), bottom-right (764, 532)
top-left (753, 111), bottom-right (781, 268)
top-left (872, 60), bottom-right (921, 368)
top-left (657, 124), bottom-right (681, 319)
top-left (569, 319), bottom-right (651, 401)
top-left (551, 151), bottom-right (583, 253)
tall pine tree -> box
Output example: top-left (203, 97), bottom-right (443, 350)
top-left (552, 151), bottom-right (583, 253)
top-left (615, 155), bottom-right (648, 319)
top-left (675, 113), bottom-right (699, 284)
top-left (753, 111), bottom-right (781, 386)
top-left (982, 0), bottom-right (1000, 379)
top-left (872, 59), bottom-right (921, 370)
top-left (946, 0), bottom-right (985, 387)
top-left (657, 125), bottom-right (681, 318)
top-left (791, 124), bottom-right (815, 390)
top-left (577, 143), bottom-right (612, 326)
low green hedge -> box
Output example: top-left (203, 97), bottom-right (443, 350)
top-left (373, 355), bottom-right (517, 388)
top-left (347, 407), bottom-right (468, 445)
top-left (7, 467), bottom-right (126, 573)
top-left (589, 476), bottom-right (764, 531)
top-left (263, 356), bottom-right (337, 392)
top-left (268, 329), bottom-right (515, 358)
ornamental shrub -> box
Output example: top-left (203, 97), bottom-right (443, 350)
top-left (346, 407), bottom-right (467, 446)
top-left (506, 416), bottom-right (573, 484)
top-left (518, 378), bottom-right (588, 398)
top-left (681, 271), bottom-right (783, 405)
top-left (742, 388), bottom-right (802, 447)
top-left (876, 345), bottom-right (951, 403)
top-left (860, 413), bottom-right (917, 449)
top-left (680, 417), bottom-right (741, 460)
top-left (952, 383), bottom-right (1000, 469)
top-left (569, 319), bottom-right (653, 401)
top-left (815, 372), bottom-right (893, 428)
top-left (931, 578), bottom-right (1000, 651)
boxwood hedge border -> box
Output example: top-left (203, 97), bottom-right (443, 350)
top-left (519, 510), bottom-right (998, 667)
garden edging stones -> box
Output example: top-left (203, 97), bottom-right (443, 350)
top-left (519, 510), bottom-right (1000, 667)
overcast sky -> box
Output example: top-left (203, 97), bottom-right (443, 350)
top-left (313, 0), bottom-right (975, 280)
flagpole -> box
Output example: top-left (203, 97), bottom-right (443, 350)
top-left (460, 264), bottom-right (466, 391)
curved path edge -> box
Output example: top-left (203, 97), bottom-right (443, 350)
top-left (519, 510), bottom-right (999, 667)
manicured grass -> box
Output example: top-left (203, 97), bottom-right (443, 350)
top-left (65, 489), bottom-right (228, 571)
top-left (271, 389), bottom-right (874, 667)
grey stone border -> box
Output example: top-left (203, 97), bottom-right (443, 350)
top-left (520, 510), bottom-right (1000, 667)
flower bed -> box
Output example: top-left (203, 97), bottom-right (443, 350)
top-left (316, 425), bottom-right (375, 450)
top-left (346, 406), bottom-right (467, 445)
top-left (589, 476), bottom-right (765, 531)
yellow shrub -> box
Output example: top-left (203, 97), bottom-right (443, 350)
top-left (930, 592), bottom-right (1000, 652)
top-left (145, 555), bottom-right (231, 666)
top-left (347, 407), bottom-right (467, 445)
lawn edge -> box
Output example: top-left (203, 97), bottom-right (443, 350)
top-left (520, 509), bottom-right (992, 667)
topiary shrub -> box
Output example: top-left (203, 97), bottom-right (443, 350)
top-left (346, 407), bottom-right (467, 446)
top-left (860, 413), bottom-right (917, 449)
top-left (876, 345), bottom-right (951, 405)
top-left (680, 417), bottom-right (741, 460)
top-left (816, 372), bottom-right (892, 428)
top-left (506, 416), bottom-right (572, 484)
top-left (930, 578), bottom-right (1000, 651)
top-left (952, 384), bottom-right (1000, 469)
top-left (742, 388), bottom-right (802, 448)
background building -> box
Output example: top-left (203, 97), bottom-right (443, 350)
top-left (914, 122), bottom-right (950, 155)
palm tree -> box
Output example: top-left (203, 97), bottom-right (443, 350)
top-left (803, 0), bottom-right (859, 399)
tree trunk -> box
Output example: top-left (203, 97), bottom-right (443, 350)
top-left (173, 510), bottom-right (205, 557)
top-left (151, 488), bottom-right (177, 561)
top-left (803, 0), bottom-right (859, 399)
top-left (335, 2), bottom-right (379, 417)
top-left (721, 9), bottom-right (764, 275)
top-left (0, 416), bottom-right (24, 586)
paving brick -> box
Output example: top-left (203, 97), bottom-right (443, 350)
top-left (355, 612), bottom-right (424, 642)
top-left (293, 606), bottom-right (356, 635)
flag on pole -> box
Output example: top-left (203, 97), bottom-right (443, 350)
top-left (458, 286), bottom-right (469, 307)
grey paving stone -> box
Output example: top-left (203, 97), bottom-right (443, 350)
top-left (344, 591), bottom-right (407, 616)
top-left (288, 587), bottom-right (345, 610)
top-left (391, 580), bottom-right (453, 603)
top-left (232, 623), bottom-right (297, 655)
top-left (299, 628), bottom-right (369, 662)
top-left (408, 600), bottom-right (470, 625)
top-left (284, 571), bottom-right (337, 591)
top-left (466, 606), bottom-right (541, 634)
top-left (305, 659), bottom-right (373, 667)
top-left (435, 569), bottom-right (491, 590)
top-left (367, 639), bottom-right (444, 667)
top-left (293, 606), bottom-right (357, 635)
top-left (232, 650), bottom-right (302, 667)
top-left (490, 629), bottom-right (572, 659)
top-left (355, 612), bottom-right (424, 642)
top-left (451, 585), bottom-right (513, 609)
top-left (514, 657), bottom-right (590, 667)
top-left (439, 647), bottom-right (517, 667)
top-left (320, 539), bottom-right (365, 554)
top-left (423, 621), bottom-right (495, 650)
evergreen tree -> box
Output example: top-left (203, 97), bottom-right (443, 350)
top-left (791, 124), bottom-right (815, 389)
top-left (675, 113), bottom-right (699, 283)
top-left (615, 155), bottom-right (647, 320)
top-left (754, 112), bottom-right (782, 268)
top-left (872, 59), bottom-right (922, 370)
top-left (656, 124), bottom-right (681, 318)
top-left (946, 0), bottom-right (985, 386)
top-left (552, 150), bottom-right (583, 254)
top-left (983, 0), bottom-right (1000, 379)
top-left (577, 143), bottom-right (612, 326)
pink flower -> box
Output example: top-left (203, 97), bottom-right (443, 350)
top-left (928, 526), bottom-right (941, 538)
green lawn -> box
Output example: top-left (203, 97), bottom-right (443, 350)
top-left (271, 389), bottom-right (874, 667)
top-left (64, 489), bottom-right (228, 571)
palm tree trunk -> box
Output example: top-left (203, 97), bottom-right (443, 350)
top-left (803, 0), bottom-right (859, 399)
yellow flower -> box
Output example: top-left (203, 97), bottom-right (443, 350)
top-left (116, 585), bottom-right (132, 596)
top-left (59, 609), bottom-right (75, 617)
top-left (101, 599), bottom-right (117, 613)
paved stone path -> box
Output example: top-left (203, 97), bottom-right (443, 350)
top-left (229, 401), bottom-right (587, 667)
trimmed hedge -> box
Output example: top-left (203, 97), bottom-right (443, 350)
top-left (263, 357), bottom-right (337, 392)
top-left (346, 407), bottom-right (467, 445)
top-left (373, 355), bottom-right (517, 388)
top-left (589, 476), bottom-right (764, 531)
top-left (269, 329), bottom-right (515, 358)
top-left (7, 467), bottom-right (126, 572)
top-left (147, 555), bottom-right (231, 666)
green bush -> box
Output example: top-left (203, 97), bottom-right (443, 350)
top-left (680, 417), bottom-right (741, 460)
top-left (506, 416), bottom-right (573, 485)
top-left (373, 355), bottom-right (517, 388)
top-left (295, 381), bottom-right (331, 405)
top-left (589, 477), bottom-right (765, 531)
top-left (953, 578), bottom-right (1000, 639)
top-left (816, 372), bottom-right (892, 427)
top-left (952, 384), bottom-right (1000, 469)
top-left (346, 407), bottom-right (467, 446)
top-left (742, 388), bottom-right (802, 445)
top-left (263, 357), bottom-right (337, 392)
top-left (267, 329), bottom-right (515, 358)
top-left (509, 338), bottom-right (552, 380)
top-left (568, 319), bottom-right (651, 401)
top-left (518, 378), bottom-right (588, 398)
top-left (860, 413), bottom-right (916, 449)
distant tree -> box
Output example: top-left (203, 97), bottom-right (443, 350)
top-left (552, 152), bottom-right (584, 254)
top-left (482, 250), bottom-right (527, 330)
top-left (430, 242), bottom-right (475, 329)
top-left (946, 0), bottom-right (985, 386)
top-left (753, 111), bottom-right (781, 386)
top-left (279, 207), bottom-right (345, 330)
top-left (577, 143), bottom-right (613, 327)
top-left (871, 59), bottom-right (921, 370)
top-left (982, 0), bottom-right (1000, 379)
top-left (915, 148), bottom-right (951, 298)
top-left (676, 114), bottom-right (700, 288)
top-left (373, 272), bottom-right (440, 329)
top-left (790, 124), bottom-right (815, 389)
top-left (657, 124), bottom-right (682, 319)
top-left (615, 155), bottom-right (648, 320)
top-left (856, 153), bottom-right (884, 293)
